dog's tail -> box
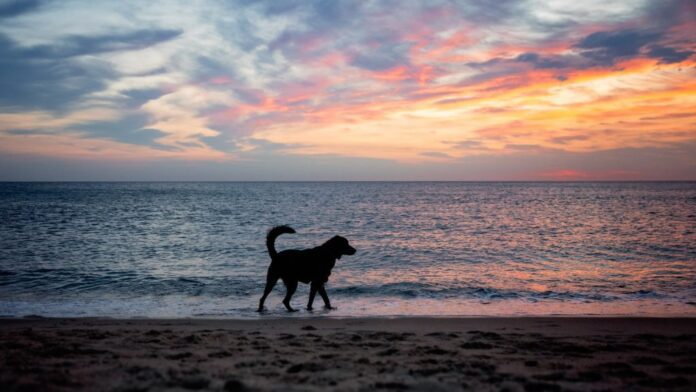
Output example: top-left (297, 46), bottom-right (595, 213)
top-left (266, 225), bottom-right (295, 259)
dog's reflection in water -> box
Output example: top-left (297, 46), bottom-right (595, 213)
top-left (258, 226), bottom-right (356, 312)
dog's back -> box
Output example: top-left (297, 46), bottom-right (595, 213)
top-left (274, 247), bottom-right (335, 284)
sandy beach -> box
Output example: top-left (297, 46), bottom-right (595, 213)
top-left (1, 317), bottom-right (694, 391)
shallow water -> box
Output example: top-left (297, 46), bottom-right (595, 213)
top-left (1, 182), bottom-right (694, 317)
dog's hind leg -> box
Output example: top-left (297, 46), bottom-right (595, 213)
top-left (307, 282), bottom-right (319, 311)
top-left (318, 285), bottom-right (333, 309)
top-left (282, 279), bottom-right (298, 312)
top-left (258, 268), bottom-right (279, 312)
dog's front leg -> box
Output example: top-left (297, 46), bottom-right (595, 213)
top-left (318, 285), bottom-right (334, 309)
top-left (307, 282), bottom-right (319, 310)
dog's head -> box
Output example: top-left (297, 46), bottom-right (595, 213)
top-left (324, 235), bottom-right (356, 259)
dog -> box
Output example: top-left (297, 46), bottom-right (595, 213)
top-left (258, 225), bottom-right (356, 312)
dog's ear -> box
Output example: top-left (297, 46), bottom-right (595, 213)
top-left (336, 241), bottom-right (344, 259)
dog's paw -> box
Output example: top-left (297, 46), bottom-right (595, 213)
top-left (324, 305), bottom-right (336, 310)
top-left (306, 306), bottom-right (313, 311)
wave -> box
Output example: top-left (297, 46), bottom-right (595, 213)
top-left (0, 268), bottom-right (258, 297)
top-left (0, 268), bottom-right (678, 303)
top-left (331, 282), bottom-right (632, 301)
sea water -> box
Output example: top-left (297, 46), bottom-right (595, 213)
top-left (1, 182), bottom-right (694, 317)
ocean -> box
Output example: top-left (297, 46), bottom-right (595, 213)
top-left (0, 182), bottom-right (694, 318)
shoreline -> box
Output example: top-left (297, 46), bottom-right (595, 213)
top-left (4, 312), bottom-right (696, 320)
top-left (4, 296), bottom-right (694, 320)
top-left (5, 314), bottom-right (696, 320)
top-left (2, 317), bottom-right (694, 390)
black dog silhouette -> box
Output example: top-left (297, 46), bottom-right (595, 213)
top-left (258, 226), bottom-right (356, 312)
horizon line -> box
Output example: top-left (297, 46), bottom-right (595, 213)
top-left (1, 180), bottom-right (694, 183)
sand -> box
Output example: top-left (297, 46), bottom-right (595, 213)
top-left (1, 317), bottom-right (695, 391)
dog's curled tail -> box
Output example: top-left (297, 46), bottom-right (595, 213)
top-left (266, 225), bottom-right (295, 259)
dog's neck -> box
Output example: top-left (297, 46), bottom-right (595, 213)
top-left (316, 244), bottom-right (340, 262)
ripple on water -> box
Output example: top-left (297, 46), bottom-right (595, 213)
top-left (0, 182), bottom-right (694, 317)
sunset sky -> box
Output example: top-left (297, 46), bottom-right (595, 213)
top-left (0, 0), bottom-right (694, 180)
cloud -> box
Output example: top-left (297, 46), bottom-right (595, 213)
top-left (576, 29), bottom-right (661, 65)
top-left (119, 88), bottom-right (167, 108)
top-left (0, 28), bottom-right (181, 111)
top-left (420, 151), bottom-right (451, 158)
top-left (0, 33), bottom-right (111, 111)
top-left (0, 0), bottom-right (43, 18)
top-left (464, 21), bottom-right (693, 84)
top-left (23, 29), bottom-right (182, 58)
top-left (5, 128), bottom-right (52, 135)
top-left (647, 46), bottom-right (694, 64)
top-left (447, 140), bottom-right (493, 152)
top-left (73, 114), bottom-right (175, 151)
top-left (0, 0), bottom-right (694, 178)
top-left (452, 140), bottom-right (483, 148)
top-left (549, 134), bottom-right (590, 144)
top-left (514, 52), bottom-right (576, 69)
top-left (640, 112), bottom-right (696, 121)
top-left (2, 141), bottom-right (693, 181)
top-left (504, 143), bottom-right (549, 152)
top-left (350, 45), bottom-right (412, 71)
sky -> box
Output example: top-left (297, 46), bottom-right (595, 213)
top-left (0, 0), bottom-right (694, 180)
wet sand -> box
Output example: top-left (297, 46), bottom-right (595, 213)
top-left (1, 317), bottom-right (695, 391)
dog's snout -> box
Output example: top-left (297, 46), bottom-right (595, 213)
top-left (346, 246), bottom-right (356, 255)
